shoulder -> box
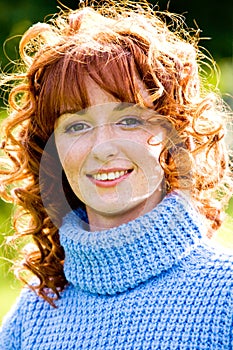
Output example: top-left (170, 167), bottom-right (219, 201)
top-left (186, 242), bottom-right (233, 290)
top-left (0, 287), bottom-right (33, 350)
top-left (0, 285), bottom-right (70, 350)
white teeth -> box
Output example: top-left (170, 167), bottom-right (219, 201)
top-left (94, 173), bottom-right (106, 180)
top-left (107, 172), bottom-right (116, 180)
top-left (92, 170), bottom-right (130, 181)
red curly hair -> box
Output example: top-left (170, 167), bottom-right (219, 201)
top-left (0, 0), bottom-right (232, 305)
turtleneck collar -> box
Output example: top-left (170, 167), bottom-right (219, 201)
top-left (59, 192), bottom-right (205, 295)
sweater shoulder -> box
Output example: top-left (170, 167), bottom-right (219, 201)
top-left (185, 243), bottom-right (233, 288)
top-left (196, 242), bottom-right (233, 268)
top-left (0, 285), bottom-right (55, 350)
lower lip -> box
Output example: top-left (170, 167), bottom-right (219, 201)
top-left (87, 171), bottom-right (132, 188)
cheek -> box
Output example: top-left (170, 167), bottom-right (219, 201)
top-left (59, 143), bottom-right (89, 203)
top-left (55, 138), bottom-right (89, 180)
top-left (125, 137), bottom-right (163, 169)
top-left (132, 142), bottom-right (164, 187)
top-left (123, 127), bottom-right (165, 162)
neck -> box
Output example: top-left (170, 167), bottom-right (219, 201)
top-left (86, 190), bottom-right (164, 231)
top-left (59, 191), bottom-right (205, 295)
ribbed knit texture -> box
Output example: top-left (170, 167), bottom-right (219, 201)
top-left (1, 192), bottom-right (233, 349)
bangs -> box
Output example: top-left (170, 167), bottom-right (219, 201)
top-left (36, 48), bottom-right (147, 132)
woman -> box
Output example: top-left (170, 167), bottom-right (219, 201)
top-left (1, 1), bottom-right (232, 348)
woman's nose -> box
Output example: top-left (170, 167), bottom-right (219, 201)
top-left (91, 124), bottom-right (119, 161)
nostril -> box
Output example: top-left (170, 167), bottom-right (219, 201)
top-left (92, 142), bottom-right (119, 162)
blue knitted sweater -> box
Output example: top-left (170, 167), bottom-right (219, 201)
top-left (1, 192), bottom-right (233, 349)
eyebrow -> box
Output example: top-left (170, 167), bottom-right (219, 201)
top-left (67, 102), bottom-right (145, 117)
top-left (112, 103), bottom-right (133, 112)
top-left (74, 108), bottom-right (86, 116)
top-left (112, 103), bottom-right (145, 112)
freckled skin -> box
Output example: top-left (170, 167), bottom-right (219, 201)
top-left (55, 79), bottom-right (165, 231)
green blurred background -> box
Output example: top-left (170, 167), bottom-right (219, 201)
top-left (0, 0), bottom-right (232, 324)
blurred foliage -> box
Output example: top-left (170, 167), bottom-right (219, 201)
top-left (0, 0), bottom-right (232, 323)
top-left (0, 202), bottom-right (14, 277)
top-left (0, 0), bottom-right (232, 65)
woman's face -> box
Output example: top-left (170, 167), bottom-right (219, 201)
top-left (54, 79), bottom-right (165, 229)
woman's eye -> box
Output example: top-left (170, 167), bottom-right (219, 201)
top-left (65, 122), bottom-right (90, 133)
top-left (117, 117), bottom-right (144, 128)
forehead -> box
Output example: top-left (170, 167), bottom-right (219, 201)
top-left (57, 75), bottom-right (154, 120)
top-left (37, 50), bottom-right (155, 128)
top-left (56, 102), bottom-right (152, 126)
top-left (85, 77), bottom-right (120, 105)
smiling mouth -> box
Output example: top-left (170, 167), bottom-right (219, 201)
top-left (87, 169), bottom-right (133, 182)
